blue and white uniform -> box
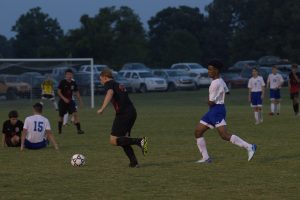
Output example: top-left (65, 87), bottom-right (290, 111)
top-left (200, 78), bottom-right (227, 129)
top-left (267, 73), bottom-right (284, 100)
top-left (248, 76), bottom-right (265, 107)
top-left (23, 114), bottom-right (51, 149)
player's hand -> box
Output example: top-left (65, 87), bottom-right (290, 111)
top-left (64, 98), bottom-right (70, 104)
top-left (97, 108), bottom-right (104, 114)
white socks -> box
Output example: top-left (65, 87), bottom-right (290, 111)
top-left (254, 112), bottom-right (259, 123)
top-left (63, 113), bottom-right (69, 125)
top-left (53, 101), bottom-right (58, 110)
top-left (196, 137), bottom-right (209, 160)
top-left (230, 135), bottom-right (251, 150)
top-left (271, 103), bottom-right (275, 113)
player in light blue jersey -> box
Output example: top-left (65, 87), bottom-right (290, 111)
top-left (194, 60), bottom-right (257, 163)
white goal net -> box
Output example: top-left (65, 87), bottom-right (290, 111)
top-left (0, 58), bottom-right (97, 108)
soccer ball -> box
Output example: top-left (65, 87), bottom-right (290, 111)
top-left (71, 154), bottom-right (85, 167)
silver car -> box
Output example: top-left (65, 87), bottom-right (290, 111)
top-left (153, 69), bottom-right (195, 91)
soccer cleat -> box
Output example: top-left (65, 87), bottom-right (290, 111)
top-left (248, 144), bottom-right (257, 161)
top-left (195, 158), bottom-right (212, 164)
top-left (140, 137), bottom-right (148, 156)
top-left (129, 163), bottom-right (140, 168)
top-left (269, 112), bottom-right (274, 116)
top-left (77, 130), bottom-right (85, 134)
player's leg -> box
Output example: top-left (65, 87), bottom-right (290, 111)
top-left (269, 89), bottom-right (275, 115)
top-left (253, 107), bottom-right (260, 124)
top-left (50, 96), bottom-right (58, 111)
top-left (10, 135), bottom-right (20, 146)
top-left (194, 123), bottom-right (210, 163)
top-left (63, 113), bottom-right (69, 126)
top-left (58, 100), bottom-right (66, 134)
top-left (292, 93), bottom-right (299, 115)
top-left (217, 125), bottom-right (257, 161)
top-left (69, 101), bottom-right (84, 134)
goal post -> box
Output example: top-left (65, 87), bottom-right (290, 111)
top-left (0, 58), bottom-right (95, 108)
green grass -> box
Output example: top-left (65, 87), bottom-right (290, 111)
top-left (0, 89), bottom-right (299, 200)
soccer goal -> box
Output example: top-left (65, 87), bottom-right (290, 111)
top-left (0, 58), bottom-right (96, 108)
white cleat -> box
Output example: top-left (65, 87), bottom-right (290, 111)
top-left (195, 158), bottom-right (212, 163)
top-left (248, 144), bottom-right (257, 161)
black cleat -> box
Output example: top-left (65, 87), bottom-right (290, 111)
top-left (129, 163), bottom-right (140, 168)
top-left (77, 130), bottom-right (85, 134)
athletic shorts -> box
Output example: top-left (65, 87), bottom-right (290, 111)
top-left (42, 94), bottom-right (55, 100)
top-left (111, 109), bottom-right (137, 137)
top-left (200, 104), bottom-right (227, 129)
top-left (24, 139), bottom-right (47, 150)
top-left (270, 89), bottom-right (281, 100)
top-left (290, 92), bottom-right (299, 100)
top-left (251, 91), bottom-right (263, 107)
top-left (59, 100), bottom-right (77, 117)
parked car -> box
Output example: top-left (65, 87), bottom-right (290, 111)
top-left (152, 69), bottom-right (195, 91)
top-left (0, 74), bottom-right (31, 100)
top-left (222, 72), bottom-right (248, 89)
top-left (119, 70), bottom-right (167, 93)
top-left (228, 60), bottom-right (258, 72)
top-left (113, 73), bottom-right (133, 93)
top-left (257, 56), bottom-right (281, 66)
top-left (19, 72), bottom-right (42, 83)
top-left (170, 63), bottom-right (208, 75)
top-left (52, 66), bottom-right (77, 81)
top-left (79, 64), bottom-right (108, 74)
top-left (74, 72), bottom-right (104, 96)
top-left (121, 63), bottom-right (151, 71)
top-left (188, 72), bottom-right (212, 88)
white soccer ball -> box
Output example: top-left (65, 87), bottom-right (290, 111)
top-left (71, 154), bottom-right (86, 167)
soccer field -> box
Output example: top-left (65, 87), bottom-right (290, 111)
top-left (0, 89), bottom-right (299, 200)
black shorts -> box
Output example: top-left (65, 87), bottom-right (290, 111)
top-left (58, 100), bottom-right (77, 117)
top-left (290, 92), bottom-right (299, 99)
top-left (111, 109), bottom-right (137, 137)
top-left (42, 94), bottom-right (55, 100)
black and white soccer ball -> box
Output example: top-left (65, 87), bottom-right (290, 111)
top-left (71, 154), bottom-right (86, 167)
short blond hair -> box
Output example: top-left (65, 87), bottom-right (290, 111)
top-left (100, 68), bottom-right (113, 78)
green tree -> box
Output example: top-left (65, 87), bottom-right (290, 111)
top-left (65, 6), bottom-right (147, 68)
top-left (148, 6), bottom-right (205, 66)
top-left (232, 0), bottom-right (300, 63)
top-left (0, 35), bottom-right (13, 58)
top-left (12, 7), bottom-right (64, 58)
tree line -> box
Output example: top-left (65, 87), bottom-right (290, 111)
top-left (1, 0), bottom-right (300, 69)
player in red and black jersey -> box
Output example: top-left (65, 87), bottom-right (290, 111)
top-left (97, 68), bottom-right (148, 168)
top-left (288, 64), bottom-right (300, 115)
top-left (2, 110), bottom-right (23, 147)
top-left (57, 69), bottom-right (84, 134)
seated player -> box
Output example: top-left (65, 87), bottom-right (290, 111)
top-left (2, 110), bottom-right (23, 147)
top-left (20, 103), bottom-right (59, 150)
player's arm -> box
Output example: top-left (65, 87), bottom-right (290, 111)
top-left (97, 89), bottom-right (114, 114)
top-left (267, 76), bottom-right (270, 89)
top-left (57, 89), bottom-right (69, 103)
top-left (20, 129), bottom-right (27, 151)
top-left (46, 130), bottom-right (59, 150)
top-left (279, 75), bottom-right (284, 88)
